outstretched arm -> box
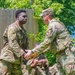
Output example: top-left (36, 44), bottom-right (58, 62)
top-left (25, 24), bottom-right (57, 59)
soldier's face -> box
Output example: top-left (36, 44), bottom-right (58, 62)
top-left (18, 12), bottom-right (27, 24)
top-left (42, 15), bottom-right (49, 25)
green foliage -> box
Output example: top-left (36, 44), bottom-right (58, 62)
top-left (73, 38), bottom-right (75, 46)
top-left (8, 0), bottom-right (31, 9)
top-left (45, 51), bottom-right (56, 66)
top-left (0, 0), bottom-right (75, 65)
top-left (0, 0), bottom-right (9, 8)
top-left (0, 0), bottom-right (75, 31)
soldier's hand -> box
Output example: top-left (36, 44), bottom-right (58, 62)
top-left (31, 58), bottom-right (38, 68)
top-left (23, 52), bottom-right (26, 59)
top-left (38, 59), bottom-right (48, 67)
top-left (24, 50), bottom-right (32, 60)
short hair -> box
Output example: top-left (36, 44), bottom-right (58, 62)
top-left (15, 9), bottom-right (26, 18)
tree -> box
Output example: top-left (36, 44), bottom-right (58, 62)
top-left (0, 0), bottom-right (75, 32)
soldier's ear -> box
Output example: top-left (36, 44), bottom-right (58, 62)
top-left (17, 14), bottom-right (20, 19)
top-left (16, 16), bottom-right (20, 20)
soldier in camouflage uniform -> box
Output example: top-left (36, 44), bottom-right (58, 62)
top-left (0, 10), bottom-right (29, 75)
top-left (23, 43), bottom-right (50, 75)
top-left (25, 8), bottom-right (75, 75)
top-left (26, 54), bottom-right (50, 75)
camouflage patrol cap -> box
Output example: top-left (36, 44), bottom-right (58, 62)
top-left (40, 8), bottom-right (54, 16)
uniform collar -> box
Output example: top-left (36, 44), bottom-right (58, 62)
top-left (49, 18), bottom-right (56, 24)
top-left (14, 21), bottom-right (23, 30)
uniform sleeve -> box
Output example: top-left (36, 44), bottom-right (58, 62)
top-left (42, 46), bottom-right (50, 53)
top-left (32, 25), bottom-right (57, 53)
top-left (7, 26), bottom-right (25, 57)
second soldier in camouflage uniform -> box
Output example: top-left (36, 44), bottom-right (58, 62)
top-left (25, 8), bottom-right (75, 75)
top-left (26, 54), bottom-right (50, 75)
top-left (24, 43), bottom-right (50, 75)
top-left (0, 10), bottom-right (29, 75)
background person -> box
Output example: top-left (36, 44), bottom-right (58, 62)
top-left (25, 42), bottom-right (50, 75)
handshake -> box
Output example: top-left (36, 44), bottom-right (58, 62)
top-left (23, 50), bottom-right (43, 60)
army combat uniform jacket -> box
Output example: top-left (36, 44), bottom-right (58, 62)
top-left (0, 22), bottom-right (29, 63)
top-left (31, 19), bottom-right (75, 75)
